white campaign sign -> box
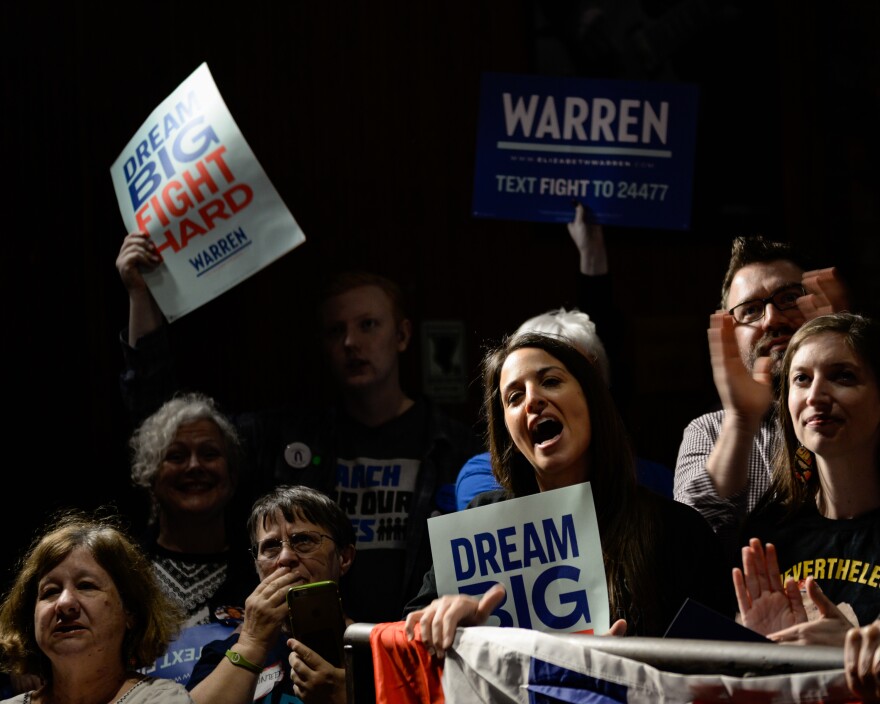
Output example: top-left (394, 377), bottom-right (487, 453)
top-left (110, 62), bottom-right (305, 322)
top-left (428, 482), bottom-right (609, 634)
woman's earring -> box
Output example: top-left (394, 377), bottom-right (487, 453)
top-left (794, 445), bottom-right (815, 484)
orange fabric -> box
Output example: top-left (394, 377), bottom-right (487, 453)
top-left (370, 621), bottom-right (444, 704)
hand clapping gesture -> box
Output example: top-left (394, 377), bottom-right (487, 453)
top-left (798, 267), bottom-right (850, 320)
top-left (707, 312), bottom-right (774, 421)
top-left (846, 620), bottom-right (880, 702)
top-left (733, 539), bottom-right (854, 645)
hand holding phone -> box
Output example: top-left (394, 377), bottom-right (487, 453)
top-left (287, 580), bottom-right (346, 668)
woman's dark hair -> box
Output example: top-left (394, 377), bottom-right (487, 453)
top-left (481, 331), bottom-right (661, 631)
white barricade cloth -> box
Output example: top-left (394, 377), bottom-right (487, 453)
top-left (442, 627), bottom-right (857, 704)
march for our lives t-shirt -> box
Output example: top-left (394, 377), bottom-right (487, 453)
top-left (332, 401), bottom-right (428, 622)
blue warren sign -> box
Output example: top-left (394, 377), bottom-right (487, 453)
top-left (471, 72), bottom-right (699, 230)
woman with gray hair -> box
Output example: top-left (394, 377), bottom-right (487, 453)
top-left (127, 392), bottom-right (256, 685)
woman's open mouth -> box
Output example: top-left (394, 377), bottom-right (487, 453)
top-left (531, 418), bottom-right (563, 447)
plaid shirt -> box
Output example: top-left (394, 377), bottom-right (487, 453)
top-left (673, 409), bottom-right (779, 557)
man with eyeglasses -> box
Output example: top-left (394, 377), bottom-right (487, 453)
top-left (674, 235), bottom-right (849, 560)
top-left (186, 484), bottom-right (369, 704)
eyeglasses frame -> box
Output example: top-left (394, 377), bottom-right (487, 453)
top-left (728, 283), bottom-right (807, 325)
top-left (249, 531), bottom-right (337, 561)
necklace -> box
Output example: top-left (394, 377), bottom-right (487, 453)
top-left (25, 676), bottom-right (148, 704)
top-left (115, 678), bottom-right (147, 704)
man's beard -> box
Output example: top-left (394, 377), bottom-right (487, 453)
top-left (745, 334), bottom-right (787, 379)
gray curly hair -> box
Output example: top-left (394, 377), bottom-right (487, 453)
top-left (129, 392), bottom-right (243, 521)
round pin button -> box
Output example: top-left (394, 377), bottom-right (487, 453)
top-left (284, 442), bottom-right (312, 469)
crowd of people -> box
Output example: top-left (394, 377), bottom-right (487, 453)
top-left (0, 204), bottom-right (878, 703)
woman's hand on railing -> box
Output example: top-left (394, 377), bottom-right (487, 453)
top-left (403, 584), bottom-right (506, 659)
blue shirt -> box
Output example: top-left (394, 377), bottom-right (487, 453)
top-left (454, 452), bottom-right (673, 510)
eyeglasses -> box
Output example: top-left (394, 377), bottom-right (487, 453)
top-left (728, 284), bottom-right (806, 324)
top-left (249, 531), bottom-right (335, 561)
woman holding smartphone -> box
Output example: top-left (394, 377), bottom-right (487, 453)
top-left (185, 485), bottom-right (359, 704)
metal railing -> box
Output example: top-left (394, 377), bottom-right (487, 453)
top-left (342, 622), bottom-right (845, 701)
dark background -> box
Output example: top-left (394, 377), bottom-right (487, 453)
top-left (4, 1), bottom-right (880, 588)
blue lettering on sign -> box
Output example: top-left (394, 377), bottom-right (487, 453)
top-left (449, 514), bottom-right (579, 579)
top-left (498, 526), bottom-right (521, 570)
top-left (523, 522), bottom-right (548, 564)
top-left (459, 581), bottom-right (510, 625)
top-left (127, 115), bottom-right (220, 211)
top-left (532, 564), bottom-right (590, 629)
top-left (457, 565), bottom-right (590, 631)
top-left (122, 89), bottom-right (200, 182)
top-left (542, 516), bottom-right (578, 561)
top-left (188, 228), bottom-right (251, 275)
top-left (509, 573), bottom-right (532, 628)
top-left (452, 538), bottom-right (475, 580)
top-left (475, 532), bottom-right (501, 576)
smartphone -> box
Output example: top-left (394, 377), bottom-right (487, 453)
top-left (286, 580), bottom-right (346, 668)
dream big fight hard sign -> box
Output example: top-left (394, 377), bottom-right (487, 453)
top-left (111, 63), bottom-right (305, 321)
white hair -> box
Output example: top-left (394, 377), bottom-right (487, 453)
top-left (514, 307), bottom-right (611, 386)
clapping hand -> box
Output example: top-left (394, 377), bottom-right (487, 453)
top-left (846, 620), bottom-right (880, 702)
top-left (708, 313), bottom-right (774, 420)
top-left (733, 539), bottom-right (854, 645)
top-left (733, 539), bottom-right (806, 636)
top-left (798, 267), bottom-right (850, 319)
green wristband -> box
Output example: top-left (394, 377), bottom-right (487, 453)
top-left (225, 649), bottom-right (262, 674)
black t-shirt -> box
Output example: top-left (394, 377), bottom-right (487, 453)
top-left (333, 401), bottom-right (430, 623)
top-left (742, 501), bottom-right (880, 626)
